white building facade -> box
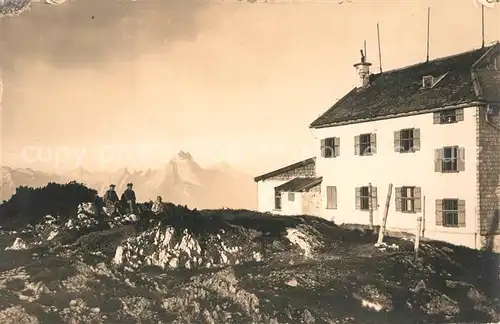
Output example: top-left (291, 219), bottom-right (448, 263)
top-left (312, 106), bottom-right (479, 248)
top-left (255, 158), bottom-right (322, 217)
top-left (255, 42), bottom-right (500, 251)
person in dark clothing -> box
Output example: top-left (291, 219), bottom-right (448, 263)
top-left (93, 193), bottom-right (104, 219)
top-left (121, 183), bottom-right (137, 214)
top-left (103, 184), bottom-right (120, 216)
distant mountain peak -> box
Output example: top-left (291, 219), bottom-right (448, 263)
top-left (169, 151), bottom-right (200, 170)
top-left (177, 151), bottom-right (193, 161)
top-left (165, 151), bottom-right (203, 186)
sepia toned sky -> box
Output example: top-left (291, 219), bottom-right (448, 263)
top-left (1, 0), bottom-right (499, 175)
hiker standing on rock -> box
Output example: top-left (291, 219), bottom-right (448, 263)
top-left (151, 196), bottom-right (166, 215)
top-left (103, 184), bottom-right (119, 216)
top-left (121, 183), bottom-right (137, 214)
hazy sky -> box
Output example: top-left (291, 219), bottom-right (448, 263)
top-left (1, 0), bottom-right (499, 175)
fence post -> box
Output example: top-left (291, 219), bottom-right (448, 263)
top-left (368, 182), bottom-right (374, 231)
top-left (415, 216), bottom-right (422, 260)
top-left (376, 183), bottom-right (393, 245)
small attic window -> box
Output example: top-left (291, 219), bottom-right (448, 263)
top-left (422, 75), bottom-right (434, 89)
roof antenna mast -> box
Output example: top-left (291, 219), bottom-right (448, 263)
top-left (364, 40), bottom-right (367, 61)
top-left (426, 7), bottom-right (431, 62)
top-left (377, 23), bottom-right (382, 73)
top-left (481, 4), bottom-right (485, 48)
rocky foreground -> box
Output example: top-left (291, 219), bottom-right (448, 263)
top-left (0, 202), bottom-right (499, 323)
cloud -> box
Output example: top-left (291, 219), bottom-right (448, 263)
top-left (1, 0), bottom-right (209, 70)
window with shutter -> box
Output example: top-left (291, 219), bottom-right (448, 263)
top-left (401, 186), bottom-right (416, 213)
top-left (401, 129), bottom-right (414, 153)
top-left (354, 136), bottom-right (360, 155)
top-left (358, 134), bottom-right (373, 156)
top-left (442, 199), bottom-right (459, 227)
top-left (358, 186), bottom-right (370, 210)
top-left (326, 186), bottom-right (337, 209)
top-left (395, 186), bottom-right (422, 213)
top-left (321, 137), bottom-right (340, 158)
top-left (394, 128), bottom-right (421, 153)
top-left (435, 108), bottom-right (463, 124)
top-left (288, 192), bottom-right (295, 202)
top-left (442, 146), bottom-right (459, 172)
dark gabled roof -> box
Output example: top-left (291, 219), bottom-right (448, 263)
top-left (310, 42), bottom-right (499, 128)
top-left (477, 71), bottom-right (500, 102)
top-left (275, 177), bottom-right (322, 192)
top-left (254, 158), bottom-right (315, 182)
top-left (473, 48), bottom-right (500, 103)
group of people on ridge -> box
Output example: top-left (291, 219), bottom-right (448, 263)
top-left (100, 183), bottom-right (166, 216)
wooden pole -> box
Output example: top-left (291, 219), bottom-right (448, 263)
top-left (376, 183), bottom-right (393, 245)
top-left (377, 23), bottom-right (383, 73)
top-left (426, 7), bottom-right (431, 62)
top-left (422, 195), bottom-right (426, 238)
top-left (368, 183), bottom-right (374, 230)
top-left (415, 216), bottom-right (423, 260)
top-left (364, 40), bottom-right (367, 60)
top-left (481, 5), bottom-right (485, 48)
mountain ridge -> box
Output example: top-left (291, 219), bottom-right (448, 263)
top-left (1, 151), bottom-right (257, 210)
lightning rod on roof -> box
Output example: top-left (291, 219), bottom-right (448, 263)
top-left (377, 23), bottom-right (382, 73)
top-left (481, 4), bottom-right (485, 48)
top-left (426, 7), bottom-right (431, 62)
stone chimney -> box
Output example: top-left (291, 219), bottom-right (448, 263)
top-left (353, 49), bottom-right (372, 88)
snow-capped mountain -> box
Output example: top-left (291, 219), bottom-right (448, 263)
top-left (0, 151), bottom-right (257, 209)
